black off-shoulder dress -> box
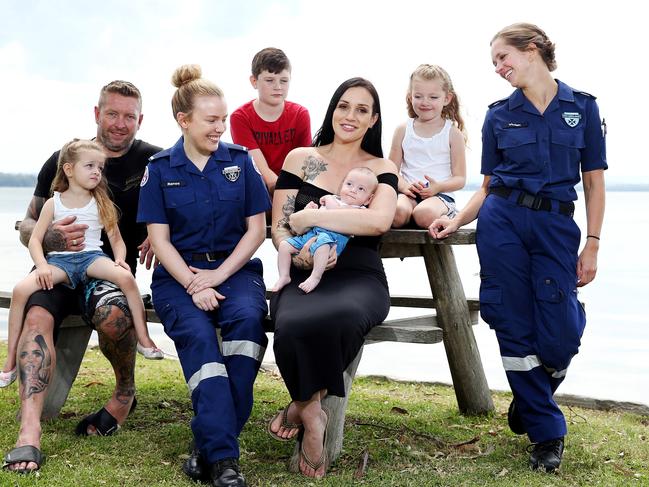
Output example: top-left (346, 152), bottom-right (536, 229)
top-left (270, 171), bottom-right (398, 401)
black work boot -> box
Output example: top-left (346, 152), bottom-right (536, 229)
top-left (182, 440), bottom-right (209, 482)
top-left (529, 437), bottom-right (564, 472)
top-left (211, 458), bottom-right (247, 487)
top-left (507, 399), bottom-right (526, 435)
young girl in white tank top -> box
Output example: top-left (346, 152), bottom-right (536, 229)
top-left (1, 139), bottom-right (161, 388)
top-left (388, 64), bottom-right (467, 233)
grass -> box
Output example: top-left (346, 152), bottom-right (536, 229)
top-left (1, 347), bottom-right (648, 486)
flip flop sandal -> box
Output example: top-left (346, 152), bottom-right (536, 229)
top-left (75, 397), bottom-right (137, 436)
top-left (3, 445), bottom-right (46, 474)
top-left (267, 403), bottom-right (303, 441)
top-left (298, 406), bottom-right (330, 477)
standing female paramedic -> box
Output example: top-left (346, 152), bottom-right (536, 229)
top-left (430, 23), bottom-right (606, 473)
top-left (137, 64), bottom-right (270, 487)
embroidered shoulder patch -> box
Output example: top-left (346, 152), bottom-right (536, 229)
top-left (140, 166), bottom-right (149, 187)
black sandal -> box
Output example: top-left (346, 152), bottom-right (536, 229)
top-left (75, 397), bottom-right (137, 436)
top-left (3, 445), bottom-right (46, 473)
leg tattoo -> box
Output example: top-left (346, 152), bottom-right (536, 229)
top-left (19, 334), bottom-right (52, 400)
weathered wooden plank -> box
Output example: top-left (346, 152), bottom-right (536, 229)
top-left (367, 316), bottom-right (443, 344)
top-left (42, 323), bottom-right (92, 419)
top-left (421, 244), bottom-right (494, 415)
top-left (265, 226), bottom-right (477, 246)
top-left (9, 293), bottom-right (478, 347)
top-left (260, 291), bottom-right (480, 312)
top-left (381, 228), bottom-right (476, 246)
top-left (388, 295), bottom-right (480, 311)
top-left (0, 291), bottom-right (13, 309)
top-left (0, 292), bottom-right (88, 330)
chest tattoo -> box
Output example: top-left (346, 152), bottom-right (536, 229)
top-left (302, 156), bottom-right (327, 182)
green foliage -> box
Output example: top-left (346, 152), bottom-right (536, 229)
top-left (1, 349), bottom-right (648, 486)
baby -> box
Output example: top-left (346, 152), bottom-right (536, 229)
top-left (273, 167), bottom-right (378, 293)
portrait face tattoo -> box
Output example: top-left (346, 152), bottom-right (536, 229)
top-left (19, 333), bottom-right (52, 399)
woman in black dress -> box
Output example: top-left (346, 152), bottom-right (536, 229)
top-left (268, 78), bottom-right (397, 478)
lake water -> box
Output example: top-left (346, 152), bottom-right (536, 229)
top-left (1, 187), bottom-right (647, 406)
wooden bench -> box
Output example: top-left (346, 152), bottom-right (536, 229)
top-left (1, 227), bottom-right (493, 463)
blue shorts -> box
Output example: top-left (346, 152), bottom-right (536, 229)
top-left (412, 192), bottom-right (458, 218)
top-left (47, 250), bottom-right (109, 289)
top-left (287, 226), bottom-right (350, 256)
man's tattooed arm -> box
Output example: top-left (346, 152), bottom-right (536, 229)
top-left (301, 156), bottom-right (327, 182)
top-left (18, 196), bottom-right (46, 247)
top-left (19, 195), bottom-right (69, 252)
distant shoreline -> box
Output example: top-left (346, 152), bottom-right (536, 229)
top-left (0, 173), bottom-right (36, 187)
top-left (1, 177), bottom-right (648, 192)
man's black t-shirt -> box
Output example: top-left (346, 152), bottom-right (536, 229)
top-left (34, 139), bottom-right (162, 274)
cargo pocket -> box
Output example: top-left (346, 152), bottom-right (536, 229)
top-left (479, 276), bottom-right (503, 330)
top-left (563, 288), bottom-right (586, 361)
top-left (247, 273), bottom-right (268, 315)
top-left (534, 277), bottom-right (566, 367)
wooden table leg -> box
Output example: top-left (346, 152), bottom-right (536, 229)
top-left (421, 244), bottom-right (493, 415)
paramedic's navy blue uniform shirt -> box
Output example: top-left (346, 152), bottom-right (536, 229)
top-left (481, 80), bottom-right (607, 202)
top-left (137, 137), bottom-right (270, 252)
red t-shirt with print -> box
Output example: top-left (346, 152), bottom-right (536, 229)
top-left (230, 100), bottom-right (311, 175)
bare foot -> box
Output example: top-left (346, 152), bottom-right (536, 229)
top-left (7, 424), bottom-right (42, 472)
top-left (269, 402), bottom-right (302, 440)
top-left (299, 408), bottom-right (328, 478)
top-left (84, 392), bottom-right (135, 435)
top-left (272, 276), bottom-right (291, 292)
top-left (298, 276), bottom-right (320, 294)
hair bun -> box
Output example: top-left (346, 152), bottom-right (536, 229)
top-left (171, 64), bottom-right (202, 88)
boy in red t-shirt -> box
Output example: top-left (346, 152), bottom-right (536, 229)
top-left (230, 47), bottom-right (312, 194)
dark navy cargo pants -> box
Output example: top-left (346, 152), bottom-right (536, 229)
top-left (477, 194), bottom-right (585, 443)
top-left (152, 258), bottom-right (268, 463)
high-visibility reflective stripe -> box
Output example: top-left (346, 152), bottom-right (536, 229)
top-left (502, 355), bottom-right (541, 372)
top-left (222, 340), bottom-right (265, 362)
top-left (187, 362), bottom-right (228, 394)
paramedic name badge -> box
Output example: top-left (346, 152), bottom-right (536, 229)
top-left (222, 165), bottom-right (241, 182)
top-left (561, 112), bottom-right (581, 128)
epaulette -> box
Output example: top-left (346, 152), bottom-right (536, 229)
top-left (573, 89), bottom-right (597, 100)
top-left (488, 97), bottom-right (508, 109)
top-left (148, 148), bottom-right (170, 162)
top-left (228, 143), bottom-right (248, 152)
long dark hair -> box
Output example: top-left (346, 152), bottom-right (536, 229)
top-left (312, 77), bottom-right (383, 158)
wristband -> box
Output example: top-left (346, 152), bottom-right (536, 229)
top-left (587, 235), bottom-right (600, 241)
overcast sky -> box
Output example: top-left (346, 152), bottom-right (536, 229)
top-left (1, 0), bottom-right (645, 184)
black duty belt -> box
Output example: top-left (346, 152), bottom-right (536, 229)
top-left (185, 250), bottom-right (232, 262)
top-left (489, 186), bottom-right (574, 217)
